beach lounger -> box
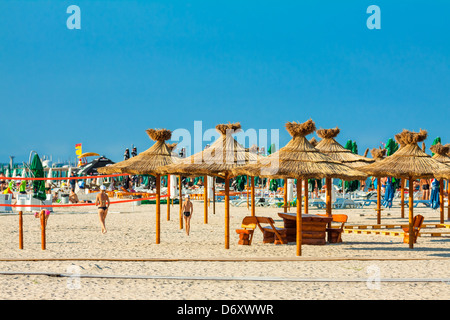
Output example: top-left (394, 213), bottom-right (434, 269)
top-left (235, 216), bottom-right (258, 245)
top-left (354, 199), bottom-right (377, 207)
top-left (406, 200), bottom-right (431, 208)
top-left (309, 198), bottom-right (326, 209)
top-left (402, 215), bottom-right (424, 244)
top-left (230, 198), bottom-right (247, 207)
top-left (332, 198), bottom-right (361, 209)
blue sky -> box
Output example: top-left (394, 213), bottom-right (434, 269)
top-left (1, 0), bottom-right (449, 165)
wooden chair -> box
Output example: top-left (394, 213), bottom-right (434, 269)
top-left (255, 217), bottom-right (287, 245)
top-left (316, 214), bottom-right (348, 243)
top-left (402, 215), bottom-right (424, 244)
top-left (236, 216), bottom-right (258, 245)
top-left (326, 214), bottom-right (348, 243)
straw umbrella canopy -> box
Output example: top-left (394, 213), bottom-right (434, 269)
top-left (98, 128), bottom-right (176, 244)
top-left (359, 129), bottom-right (450, 248)
top-left (159, 122), bottom-right (259, 249)
top-left (315, 127), bottom-right (375, 202)
top-left (429, 143), bottom-right (450, 223)
top-left (315, 128), bottom-right (375, 168)
top-left (314, 128), bottom-right (375, 220)
top-left (232, 120), bottom-right (367, 256)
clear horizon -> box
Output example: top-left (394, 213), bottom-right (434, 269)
top-left (1, 1), bottom-right (449, 165)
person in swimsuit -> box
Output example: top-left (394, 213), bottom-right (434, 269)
top-left (95, 185), bottom-right (110, 234)
top-left (182, 195), bottom-right (193, 236)
top-left (420, 179), bottom-right (430, 200)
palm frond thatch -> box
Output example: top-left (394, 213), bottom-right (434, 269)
top-left (231, 120), bottom-right (367, 180)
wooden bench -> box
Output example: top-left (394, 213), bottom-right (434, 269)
top-left (236, 216), bottom-right (258, 245)
top-left (403, 214), bottom-right (424, 244)
top-left (317, 214), bottom-right (348, 243)
top-left (255, 217), bottom-right (287, 245)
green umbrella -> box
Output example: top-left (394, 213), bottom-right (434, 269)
top-left (351, 141), bottom-right (358, 155)
top-left (30, 153), bottom-right (47, 201)
top-left (385, 138), bottom-right (399, 156)
top-left (343, 140), bottom-right (360, 191)
top-left (267, 143), bottom-right (276, 155)
top-left (385, 138), bottom-right (400, 188)
top-left (431, 137), bottom-right (441, 156)
top-left (269, 178), bottom-right (278, 191)
top-left (344, 140), bottom-right (353, 150)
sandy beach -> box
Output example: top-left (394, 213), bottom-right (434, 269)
top-left (0, 199), bottom-right (449, 300)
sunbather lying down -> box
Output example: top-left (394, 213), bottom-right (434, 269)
top-left (69, 191), bottom-right (91, 204)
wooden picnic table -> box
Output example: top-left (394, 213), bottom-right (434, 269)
top-left (277, 212), bottom-right (333, 245)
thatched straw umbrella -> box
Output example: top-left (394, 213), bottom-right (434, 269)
top-left (159, 123), bottom-right (258, 250)
top-left (430, 143), bottom-right (450, 223)
top-left (359, 129), bottom-right (450, 249)
top-left (315, 127), bottom-right (375, 204)
top-left (98, 128), bottom-right (176, 244)
top-left (315, 128), bottom-right (375, 168)
top-left (370, 148), bottom-right (387, 224)
top-left (232, 120), bottom-right (367, 256)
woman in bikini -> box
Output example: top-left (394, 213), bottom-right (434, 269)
top-left (182, 195), bottom-right (193, 236)
top-left (95, 185), bottom-right (110, 234)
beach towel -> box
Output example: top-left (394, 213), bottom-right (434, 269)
top-left (384, 177), bottom-right (394, 208)
top-left (430, 179), bottom-right (440, 209)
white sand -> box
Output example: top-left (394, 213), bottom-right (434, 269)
top-left (1, 199), bottom-right (450, 300)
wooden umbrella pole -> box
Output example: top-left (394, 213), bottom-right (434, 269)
top-left (296, 178), bottom-right (303, 257)
top-left (247, 176), bottom-right (249, 210)
top-left (304, 179), bottom-right (309, 214)
top-left (251, 176), bottom-right (255, 217)
top-left (401, 179), bottom-right (405, 219)
top-left (377, 177), bottom-right (381, 225)
top-left (326, 178), bottom-right (332, 216)
top-left (19, 211), bottom-right (23, 250)
top-left (204, 176), bottom-right (208, 224)
top-left (225, 175), bottom-right (230, 249)
top-left (40, 210), bottom-right (46, 250)
top-left (326, 178), bottom-right (332, 243)
top-left (179, 176), bottom-right (183, 230)
top-left (447, 180), bottom-right (450, 221)
top-left (167, 175), bottom-right (170, 221)
top-left (440, 179), bottom-right (444, 224)
top-left (156, 174), bottom-right (161, 244)
top-left (283, 178), bottom-right (287, 213)
top-left (408, 178), bottom-right (414, 249)
top-left (213, 177), bottom-right (216, 215)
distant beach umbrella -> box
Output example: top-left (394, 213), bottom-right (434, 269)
top-left (30, 153), bottom-right (47, 201)
top-left (385, 138), bottom-right (399, 156)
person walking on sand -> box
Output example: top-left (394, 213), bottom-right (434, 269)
top-left (182, 195), bottom-right (193, 236)
top-left (95, 185), bottom-right (110, 234)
